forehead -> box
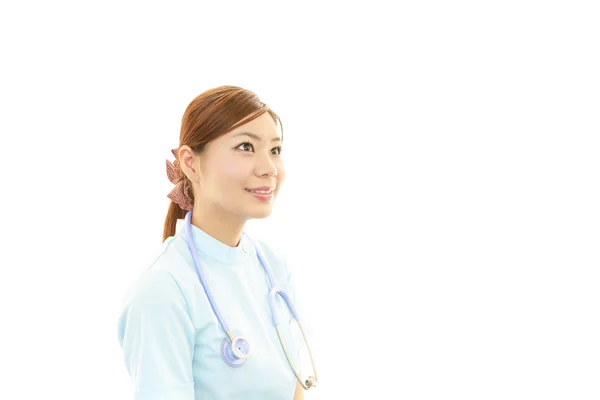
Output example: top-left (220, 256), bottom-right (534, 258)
top-left (224, 112), bottom-right (281, 141)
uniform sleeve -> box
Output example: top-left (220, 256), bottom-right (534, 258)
top-left (117, 268), bottom-right (195, 400)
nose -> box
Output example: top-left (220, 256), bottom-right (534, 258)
top-left (255, 152), bottom-right (278, 178)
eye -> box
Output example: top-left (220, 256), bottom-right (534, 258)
top-left (237, 141), bottom-right (254, 152)
top-left (237, 141), bottom-right (283, 155)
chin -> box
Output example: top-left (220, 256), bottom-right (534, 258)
top-left (248, 209), bottom-right (273, 219)
top-left (241, 204), bottom-right (274, 220)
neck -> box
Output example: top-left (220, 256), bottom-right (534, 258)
top-left (191, 203), bottom-right (246, 248)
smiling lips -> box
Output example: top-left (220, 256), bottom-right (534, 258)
top-left (245, 186), bottom-right (275, 201)
top-left (245, 186), bottom-right (275, 194)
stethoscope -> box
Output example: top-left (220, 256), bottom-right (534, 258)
top-left (184, 210), bottom-right (318, 390)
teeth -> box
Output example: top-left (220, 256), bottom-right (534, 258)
top-left (246, 189), bottom-right (272, 194)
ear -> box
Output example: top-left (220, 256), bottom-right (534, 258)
top-left (178, 145), bottom-right (201, 183)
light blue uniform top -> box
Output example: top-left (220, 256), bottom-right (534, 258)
top-left (117, 218), bottom-right (301, 400)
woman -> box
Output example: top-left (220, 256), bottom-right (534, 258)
top-left (117, 86), bottom-right (316, 399)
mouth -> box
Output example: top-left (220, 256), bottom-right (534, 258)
top-left (245, 188), bottom-right (274, 194)
top-left (245, 187), bottom-right (274, 201)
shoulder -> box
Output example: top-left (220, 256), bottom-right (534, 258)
top-left (250, 234), bottom-right (288, 265)
top-left (119, 267), bottom-right (188, 315)
top-left (118, 235), bottom-right (192, 311)
top-left (138, 234), bottom-right (198, 292)
top-left (246, 234), bottom-right (296, 291)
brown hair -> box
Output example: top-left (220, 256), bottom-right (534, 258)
top-left (162, 85), bottom-right (283, 242)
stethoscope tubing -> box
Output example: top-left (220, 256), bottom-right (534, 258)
top-left (183, 210), bottom-right (318, 389)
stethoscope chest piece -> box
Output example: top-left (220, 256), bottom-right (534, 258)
top-left (185, 210), bottom-right (317, 389)
top-left (220, 336), bottom-right (250, 368)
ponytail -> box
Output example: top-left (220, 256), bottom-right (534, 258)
top-left (162, 201), bottom-right (187, 242)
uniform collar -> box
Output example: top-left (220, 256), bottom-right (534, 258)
top-left (175, 218), bottom-right (254, 265)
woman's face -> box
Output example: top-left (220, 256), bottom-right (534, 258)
top-left (190, 112), bottom-right (286, 221)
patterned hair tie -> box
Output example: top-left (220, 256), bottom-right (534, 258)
top-left (166, 148), bottom-right (193, 210)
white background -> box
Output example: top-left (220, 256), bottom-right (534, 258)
top-left (1, 1), bottom-right (599, 399)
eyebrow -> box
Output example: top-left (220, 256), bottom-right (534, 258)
top-left (232, 131), bottom-right (282, 143)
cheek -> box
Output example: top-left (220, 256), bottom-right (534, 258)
top-left (214, 159), bottom-right (247, 188)
top-left (275, 165), bottom-right (286, 197)
top-left (276, 162), bottom-right (286, 182)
